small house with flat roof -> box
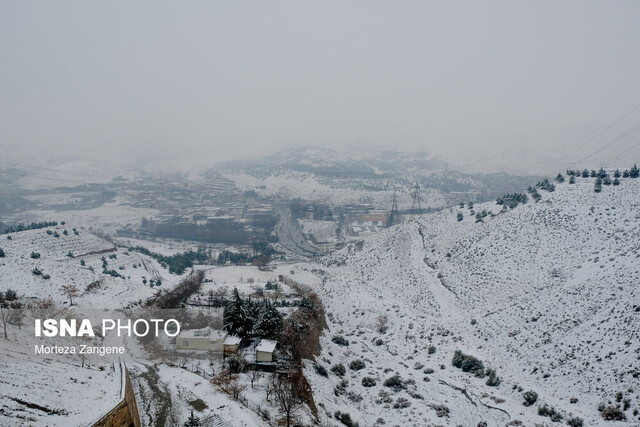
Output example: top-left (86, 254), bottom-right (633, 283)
top-left (175, 327), bottom-right (228, 352)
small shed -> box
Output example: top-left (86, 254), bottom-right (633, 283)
top-left (175, 327), bottom-right (227, 352)
top-left (255, 339), bottom-right (277, 362)
top-left (223, 335), bottom-right (242, 354)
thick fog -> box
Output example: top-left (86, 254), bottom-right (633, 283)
top-left (1, 1), bottom-right (640, 173)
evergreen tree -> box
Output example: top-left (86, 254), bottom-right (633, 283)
top-left (598, 167), bottom-right (607, 179)
top-left (613, 178), bottom-right (620, 186)
top-left (457, 212), bottom-right (463, 221)
top-left (555, 173), bottom-right (565, 183)
top-left (223, 288), bottom-right (253, 337)
top-left (590, 169), bottom-right (597, 178)
top-left (630, 164), bottom-right (640, 178)
top-left (594, 177), bottom-right (602, 193)
top-left (603, 175), bottom-right (612, 185)
top-left (0, 248), bottom-right (4, 258)
top-left (569, 176), bottom-right (576, 184)
top-left (183, 410), bottom-right (201, 427)
top-left (581, 169), bottom-right (589, 178)
top-left (252, 300), bottom-right (284, 339)
top-left (531, 189), bottom-right (542, 201)
top-left (614, 169), bottom-right (621, 178)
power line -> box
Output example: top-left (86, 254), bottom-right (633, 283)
top-left (606, 142), bottom-right (640, 165)
top-left (567, 117), bottom-right (640, 167)
top-left (573, 102), bottom-right (640, 150)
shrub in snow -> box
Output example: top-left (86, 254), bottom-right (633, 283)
top-left (485, 369), bottom-right (501, 387)
top-left (334, 411), bottom-right (359, 427)
top-left (349, 359), bottom-right (365, 371)
top-left (383, 375), bottom-right (405, 392)
top-left (331, 363), bottom-right (346, 377)
top-left (334, 379), bottom-right (348, 396)
top-left (428, 345), bottom-right (436, 354)
top-left (332, 335), bottom-right (349, 346)
top-left (566, 417), bottom-right (583, 427)
top-left (538, 404), bottom-right (563, 422)
top-left (314, 364), bottom-right (328, 377)
top-left (523, 390), bottom-right (538, 406)
top-left (393, 397), bottom-right (411, 409)
top-left (361, 377), bottom-right (376, 387)
top-left (226, 355), bottom-right (246, 374)
top-left (452, 350), bottom-right (484, 376)
top-left (598, 404), bottom-right (626, 421)
top-left (30, 251), bottom-right (41, 259)
top-left (431, 404), bottom-right (450, 418)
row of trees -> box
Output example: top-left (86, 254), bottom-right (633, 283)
top-left (496, 193), bottom-right (528, 209)
top-left (132, 246), bottom-right (209, 274)
top-left (566, 165), bottom-right (639, 179)
top-left (2, 221), bottom-right (62, 234)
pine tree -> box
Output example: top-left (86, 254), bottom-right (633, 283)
top-left (569, 176), bottom-right (576, 184)
top-left (581, 169), bottom-right (589, 178)
top-left (0, 248), bottom-right (4, 258)
top-left (594, 177), bottom-right (602, 193)
top-left (614, 169), bottom-right (621, 178)
top-left (613, 178), bottom-right (620, 186)
top-left (183, 410), bottom-right (201, 427)
top-left (253, 300), bottom-right (283, 339)
top-left (630, 164), bottom-right (640, 178)
top-left (223, 288), bottom-right (253, 337)
top-left (555, 173), bottom-right (565, 183)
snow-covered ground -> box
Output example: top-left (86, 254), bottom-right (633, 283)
top-left (0, 226), bottom-right (186, 308)
top-left (283, 173), bottom-right (640, 426)
top-left (0, 319), bottom-right (120, 426)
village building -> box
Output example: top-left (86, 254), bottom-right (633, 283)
top-left (223, 335), bottom-right (242, 354)
top-left (255, 339), bottom-right (277, 363)
top-left (175, 327), bottom-right (228, 352)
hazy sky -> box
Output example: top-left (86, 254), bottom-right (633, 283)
top-left (2, 1), bottom-right (640, 172)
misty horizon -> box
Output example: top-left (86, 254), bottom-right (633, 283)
top-left (2, 1), bottom-right (640, 175)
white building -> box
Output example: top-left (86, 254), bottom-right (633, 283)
top-left (255, 339), bottom-right (277, 363)
top-left (175, 327), bottom-right (228, 352)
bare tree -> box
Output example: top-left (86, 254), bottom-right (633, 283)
top-left (61, 284), bottom-right (79, 305)
top-left (249, 370), bottom-right (262, 388)
top-left (0, 305), bottom-right (8, 339)
top-left (0, 292), bottom-right (23, 339)
top-left (211, 370), bottom-right (246, 400)
top-left (267, 372), bottom-right (308, 427)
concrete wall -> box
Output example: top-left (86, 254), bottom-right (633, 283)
top-left (256, 351), bottom-right (273, 362)
top-left (92, 362), bottom-right (140, 427)
top-left (176, 335), bottom-right (226, 352)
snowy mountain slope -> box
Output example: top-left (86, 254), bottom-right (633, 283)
top-left (0, 226), bottom-right (184, 308)
top-left (0, 321), bottom-right (121, 426)
top-left (217, 146), bottom-right (376, 177)
top-left (289, 172), bottom-right (640, 426)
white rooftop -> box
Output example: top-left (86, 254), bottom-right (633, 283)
top-left (223, 335), bottom-right (242, 346)
top-left (178, 327), bottom-right (227, 341)
top-left (255, 339), bottom-right (277, 353)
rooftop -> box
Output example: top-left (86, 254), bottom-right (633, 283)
top-left (178, 327), bottom-right (227, 341)
top-left (255, 339), bottom-right (277, 353)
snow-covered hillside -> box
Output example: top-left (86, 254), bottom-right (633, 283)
top-left (0, 226), bottom-right (184, 308)
top-left (289, 173), bottom-right (640, 426)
